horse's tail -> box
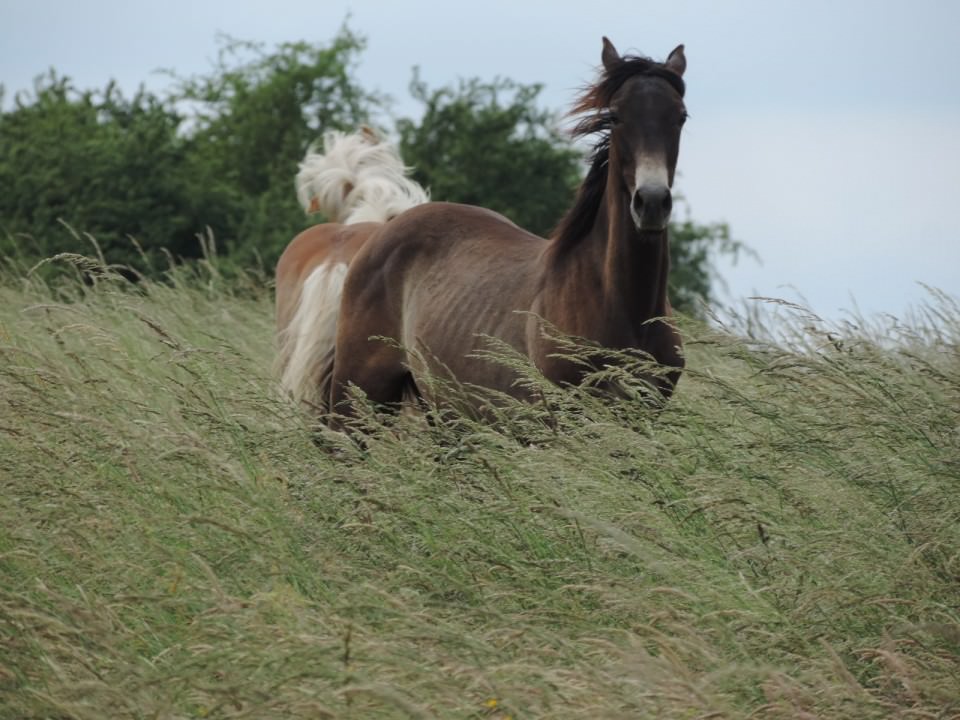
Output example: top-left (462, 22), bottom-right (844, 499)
top-left (277, 258), bottom-right (347, 409)
top-left (279, 128), bottom-right (426, 409)
top-left (295, 125), bottom-right (429, 225)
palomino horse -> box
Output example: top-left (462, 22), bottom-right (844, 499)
top-left (276, 37), bottom-right (688, 418)
top-left (275, 126), bottom-right (429, 405)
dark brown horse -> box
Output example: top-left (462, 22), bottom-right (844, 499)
top-left (276, 38), bottom-right (688, 418)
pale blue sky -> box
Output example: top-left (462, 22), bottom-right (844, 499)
top-left (2, 0), bottom-right (958, 321)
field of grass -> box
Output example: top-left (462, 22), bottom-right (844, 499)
top-left (1, 256), bottom-right (958, 719)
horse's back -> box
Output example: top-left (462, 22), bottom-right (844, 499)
top-left (388, 201), bottom-right (545, 249)
top-left (276, 221), bottom-right (380, 286)
top-left (350, 202), bottom-right (545, 282)
top-left (275, 222), bottom-right (378, 330)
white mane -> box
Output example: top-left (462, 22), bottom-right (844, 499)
top-left (294, 127), bottom-right (429, 224)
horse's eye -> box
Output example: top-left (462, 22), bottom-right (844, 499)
top-left (679, 112), bottom-right (689, 126)
top-left (608, 111), bottom-right (621, 126)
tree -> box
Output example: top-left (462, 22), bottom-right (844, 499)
top-left (0, 74), bottom-right (194, 267)
top-left (1, 32), bottom-right (744, 312)
top-left (669, 207), bottom-right (748, 315)
top-left (0, 29), bottom-right (376, 272)
top-left (397, 73), bottom-right (581, 238)
top-left (168, 29), bottom-right (378, 267)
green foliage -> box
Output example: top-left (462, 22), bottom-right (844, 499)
top-left (168, 30), bottom-right (376, 267)
top-left (1, 29), bottom-right (743, 310)
top-left (669, 203), bottom-right (750, 314)
top-left (397, 73), bottom-right (582, 237)
top-left (1, 267), bottom-right (958, 717)
top-left (0, 74), bottom-right (195, 266)
top-left (0, 30), bottom-right (374, 272)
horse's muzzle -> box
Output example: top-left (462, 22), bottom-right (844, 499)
top-left (631, 186), bottom-right (672, 231)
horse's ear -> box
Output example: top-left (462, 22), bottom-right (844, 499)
top-left (601, 36), bottom-right (621, 71)
top-left (359, 125), bottom-right (380, 144)
top-left (665, 44), bottom-right (686, 77)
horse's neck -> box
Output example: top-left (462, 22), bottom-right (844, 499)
top-left (542, 183), bottom-right (671, 346)
top-left (600, 189), bottom-right (671, 331)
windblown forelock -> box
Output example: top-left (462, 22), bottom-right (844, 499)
top-left (568, 55), bottom-right (685, 167)
top-left (571, 55), bottom-right (685, 121)
top-left (549, 54), bottom-right (684, 254)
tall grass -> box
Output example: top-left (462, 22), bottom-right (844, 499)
top-left (1, 256), bottom-right (958, 719)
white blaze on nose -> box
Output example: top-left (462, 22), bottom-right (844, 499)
top-left (633, 158), bottom-right (669, 193)
top-left (631, 158), bottom-right (671, 228)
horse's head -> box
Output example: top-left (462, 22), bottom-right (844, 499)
top-left (598, 38), bottom-right (687, 233)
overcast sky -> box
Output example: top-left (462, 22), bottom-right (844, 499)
top-left (2, 0), bottom-right (958, 322)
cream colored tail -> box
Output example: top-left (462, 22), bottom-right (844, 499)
top-left (277, 261), bottom-right (348, 408)
top-left (281, 128), bottom-right (428, 408)
top-left (295, 126), bottom-right (429, 224)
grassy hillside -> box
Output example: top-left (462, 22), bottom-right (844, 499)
top-left (1, 257), bottom-right (958, 719)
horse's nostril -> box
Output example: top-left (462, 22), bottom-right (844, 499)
top-left (633, 188), bottom-right (671, 213)
top-left (632, 186), bottom-right (672, 229)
